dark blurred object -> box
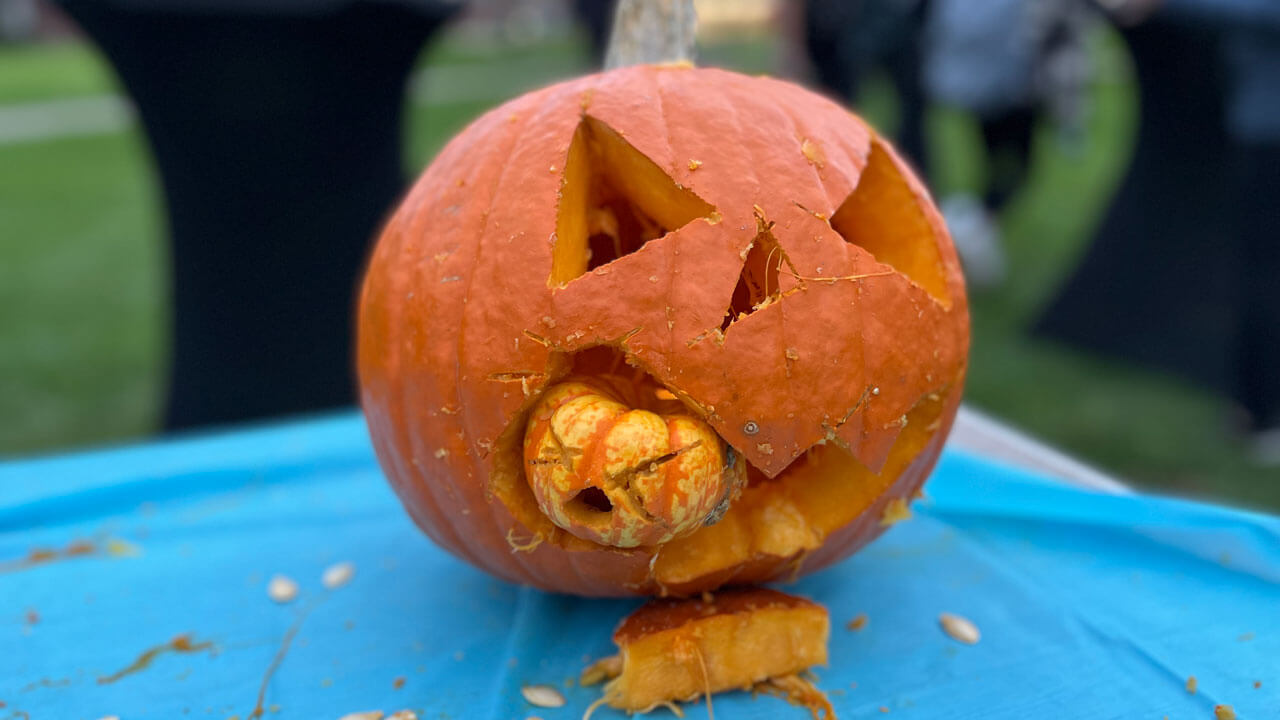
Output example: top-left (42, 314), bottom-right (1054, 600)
top-left (924, 0), bottom-right (1097, 286)
top-left (57, 0), bottom-right (460, 430)
top-left (1222, 11), bottom-right (1280, 437)
top-left (801, 0), bottom-right (929, 172)
top-left (572, 0), bottom-right (615, 65)
top-left (1038, 2), bottom-right (1280, 436)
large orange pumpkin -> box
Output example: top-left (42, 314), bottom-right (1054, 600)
top-left (358, 64), bottom-right (969, 597)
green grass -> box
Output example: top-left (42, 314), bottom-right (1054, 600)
top-left (1, 32), bottom-right (1275, 508)
top-left (0, 42), bottom-right (120, 103)
top-left (0, 131), bottom-right (165, 452)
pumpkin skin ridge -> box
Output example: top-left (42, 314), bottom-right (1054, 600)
top-left (373, 82), bottom-right (575, 587)
top-left (751, 73), bottom-right (872, 213)
top-left (442, 90), bottom-right (560, 585)
top-left (363, 213), bottom-right (481, 569)
top-left (358, 65), bottom-right (969, 596)
top-left (415, 108), bottom-right (526, 579)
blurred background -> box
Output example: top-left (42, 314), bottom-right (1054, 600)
top-left (1, 0), bottom-right (1276, 506)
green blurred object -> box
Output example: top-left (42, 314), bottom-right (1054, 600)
top-left (0, 31), bottom-right (1274, 508)
top-left (0, 42), bottom-right (116, 103)
top-left (0, 131), bottom-right (164, 452)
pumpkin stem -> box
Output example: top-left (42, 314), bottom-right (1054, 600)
top-left (523, 377), bottom-right (744, 548)
top-left (605, 0), bottom-right (698, 69)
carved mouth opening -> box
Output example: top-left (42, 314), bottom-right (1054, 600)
top-left (570, 487), bottom-right (614, 514)
top-left (487, 343), bottom-right (950, 590)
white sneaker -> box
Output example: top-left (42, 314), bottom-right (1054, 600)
top-left (1250, 427), bottom-right (1280, 466)
top-left (940, 193), bottom-right (1006, 288)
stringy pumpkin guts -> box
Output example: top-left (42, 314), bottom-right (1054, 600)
top-left (524, 377), bottom-right (745, 547)
top-left (584, 588), bottom-right (831, 715)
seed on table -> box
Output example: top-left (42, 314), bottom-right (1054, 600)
top-left (267, 575), bottom-right (298, 604)
top-left (387, 712), bottom-right (418, 720)
top-left (521, 684), bottom-right (566, 708)
top-left (939, 613), bottom-right (980, 645)
top-left (323, 561), bottom-right (355, 589)
top-left (337, 713), bottom-right (383, 720)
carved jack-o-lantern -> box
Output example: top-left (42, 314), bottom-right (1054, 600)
top-left (358, 65), bottom-right (969, 597)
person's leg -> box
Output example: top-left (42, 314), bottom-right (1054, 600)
top-left (59, 1), bottom-right (455, 429)
top-left (573, 0), bottom-right (617, 66)
top-left (1233, 142), bottom-right (1280, 431)
top-left (882, 0), bottom-right (930, 175)
top-left (978, 105), bottom-right (1037, 213)
top-left (803, 0), bottom-right (860, 101)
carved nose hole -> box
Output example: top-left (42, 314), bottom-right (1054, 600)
top-left (721, 230), bottom-right (785, 332)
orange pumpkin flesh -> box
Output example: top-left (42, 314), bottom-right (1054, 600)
top-left (584, 588), bottom-right (831, 714)
top-left (358, 65), bottom-right (969, 597)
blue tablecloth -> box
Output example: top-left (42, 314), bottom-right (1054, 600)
top-left (2, 413), bottom-right (1277, 719)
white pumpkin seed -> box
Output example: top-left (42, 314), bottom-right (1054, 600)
top-left (387, 712), bottom-right (418, 720)
top-left (267, 574), bottom-right (298, 604)
top-left (337, 712), bottom-right (383, 720)
top-left (521, 684), bottom-right (567, 708)
top-left (323, 561), bottom-right (355, 589)
top-left (939, 613), bottom-right (980, 645)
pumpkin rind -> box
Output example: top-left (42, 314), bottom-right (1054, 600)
top-left (358, 65), bottom-right (969, 596)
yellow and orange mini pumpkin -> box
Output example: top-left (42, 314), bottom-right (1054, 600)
top-left (358, 64), bottom-right (969, 597)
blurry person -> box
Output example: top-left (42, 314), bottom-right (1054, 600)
top-left (0, 0), bottom-right (38, 40)
top-left (796, 0), bottom-right (931, 172)
top-left (56, 0), bottom-right (462, 430)
top-left (1037, 0), bottom-right (1280, 461)
top-left (923, 0), bottom-right (1097, 287)
top-left (572, 0), bottom-right (616, 65)
top-left (1222, 8), bottom-right (1280, 460)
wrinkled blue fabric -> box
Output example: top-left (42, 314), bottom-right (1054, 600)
top-left (2, 413), bottom-right (1277, 719)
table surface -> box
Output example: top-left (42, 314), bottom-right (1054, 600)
top-left (947, 405), bottom-right (1130, 494)
top-left (2, 412), bottom-right (1277, 720)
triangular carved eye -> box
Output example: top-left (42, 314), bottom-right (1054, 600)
top-left (830, 139), bottom-right (950, 304)
top-left (549, 116), bottom-right (716, 287)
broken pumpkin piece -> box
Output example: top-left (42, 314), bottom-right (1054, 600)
top-left (587, 588), bottom-right (831, 716)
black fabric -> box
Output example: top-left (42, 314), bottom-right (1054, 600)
top-left (1035, 20), bottom-right (1238, 401)
top-left (804, 0), bottom-right (930, 174)
top-left (979, 105), bottom-right (1037, 212)
top-left (59, 0), bottom-right (457, 429)
top-left (572, 0), bottom-right (616, 66)
top-left (1231, 142), bottom-right (1280, 426)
